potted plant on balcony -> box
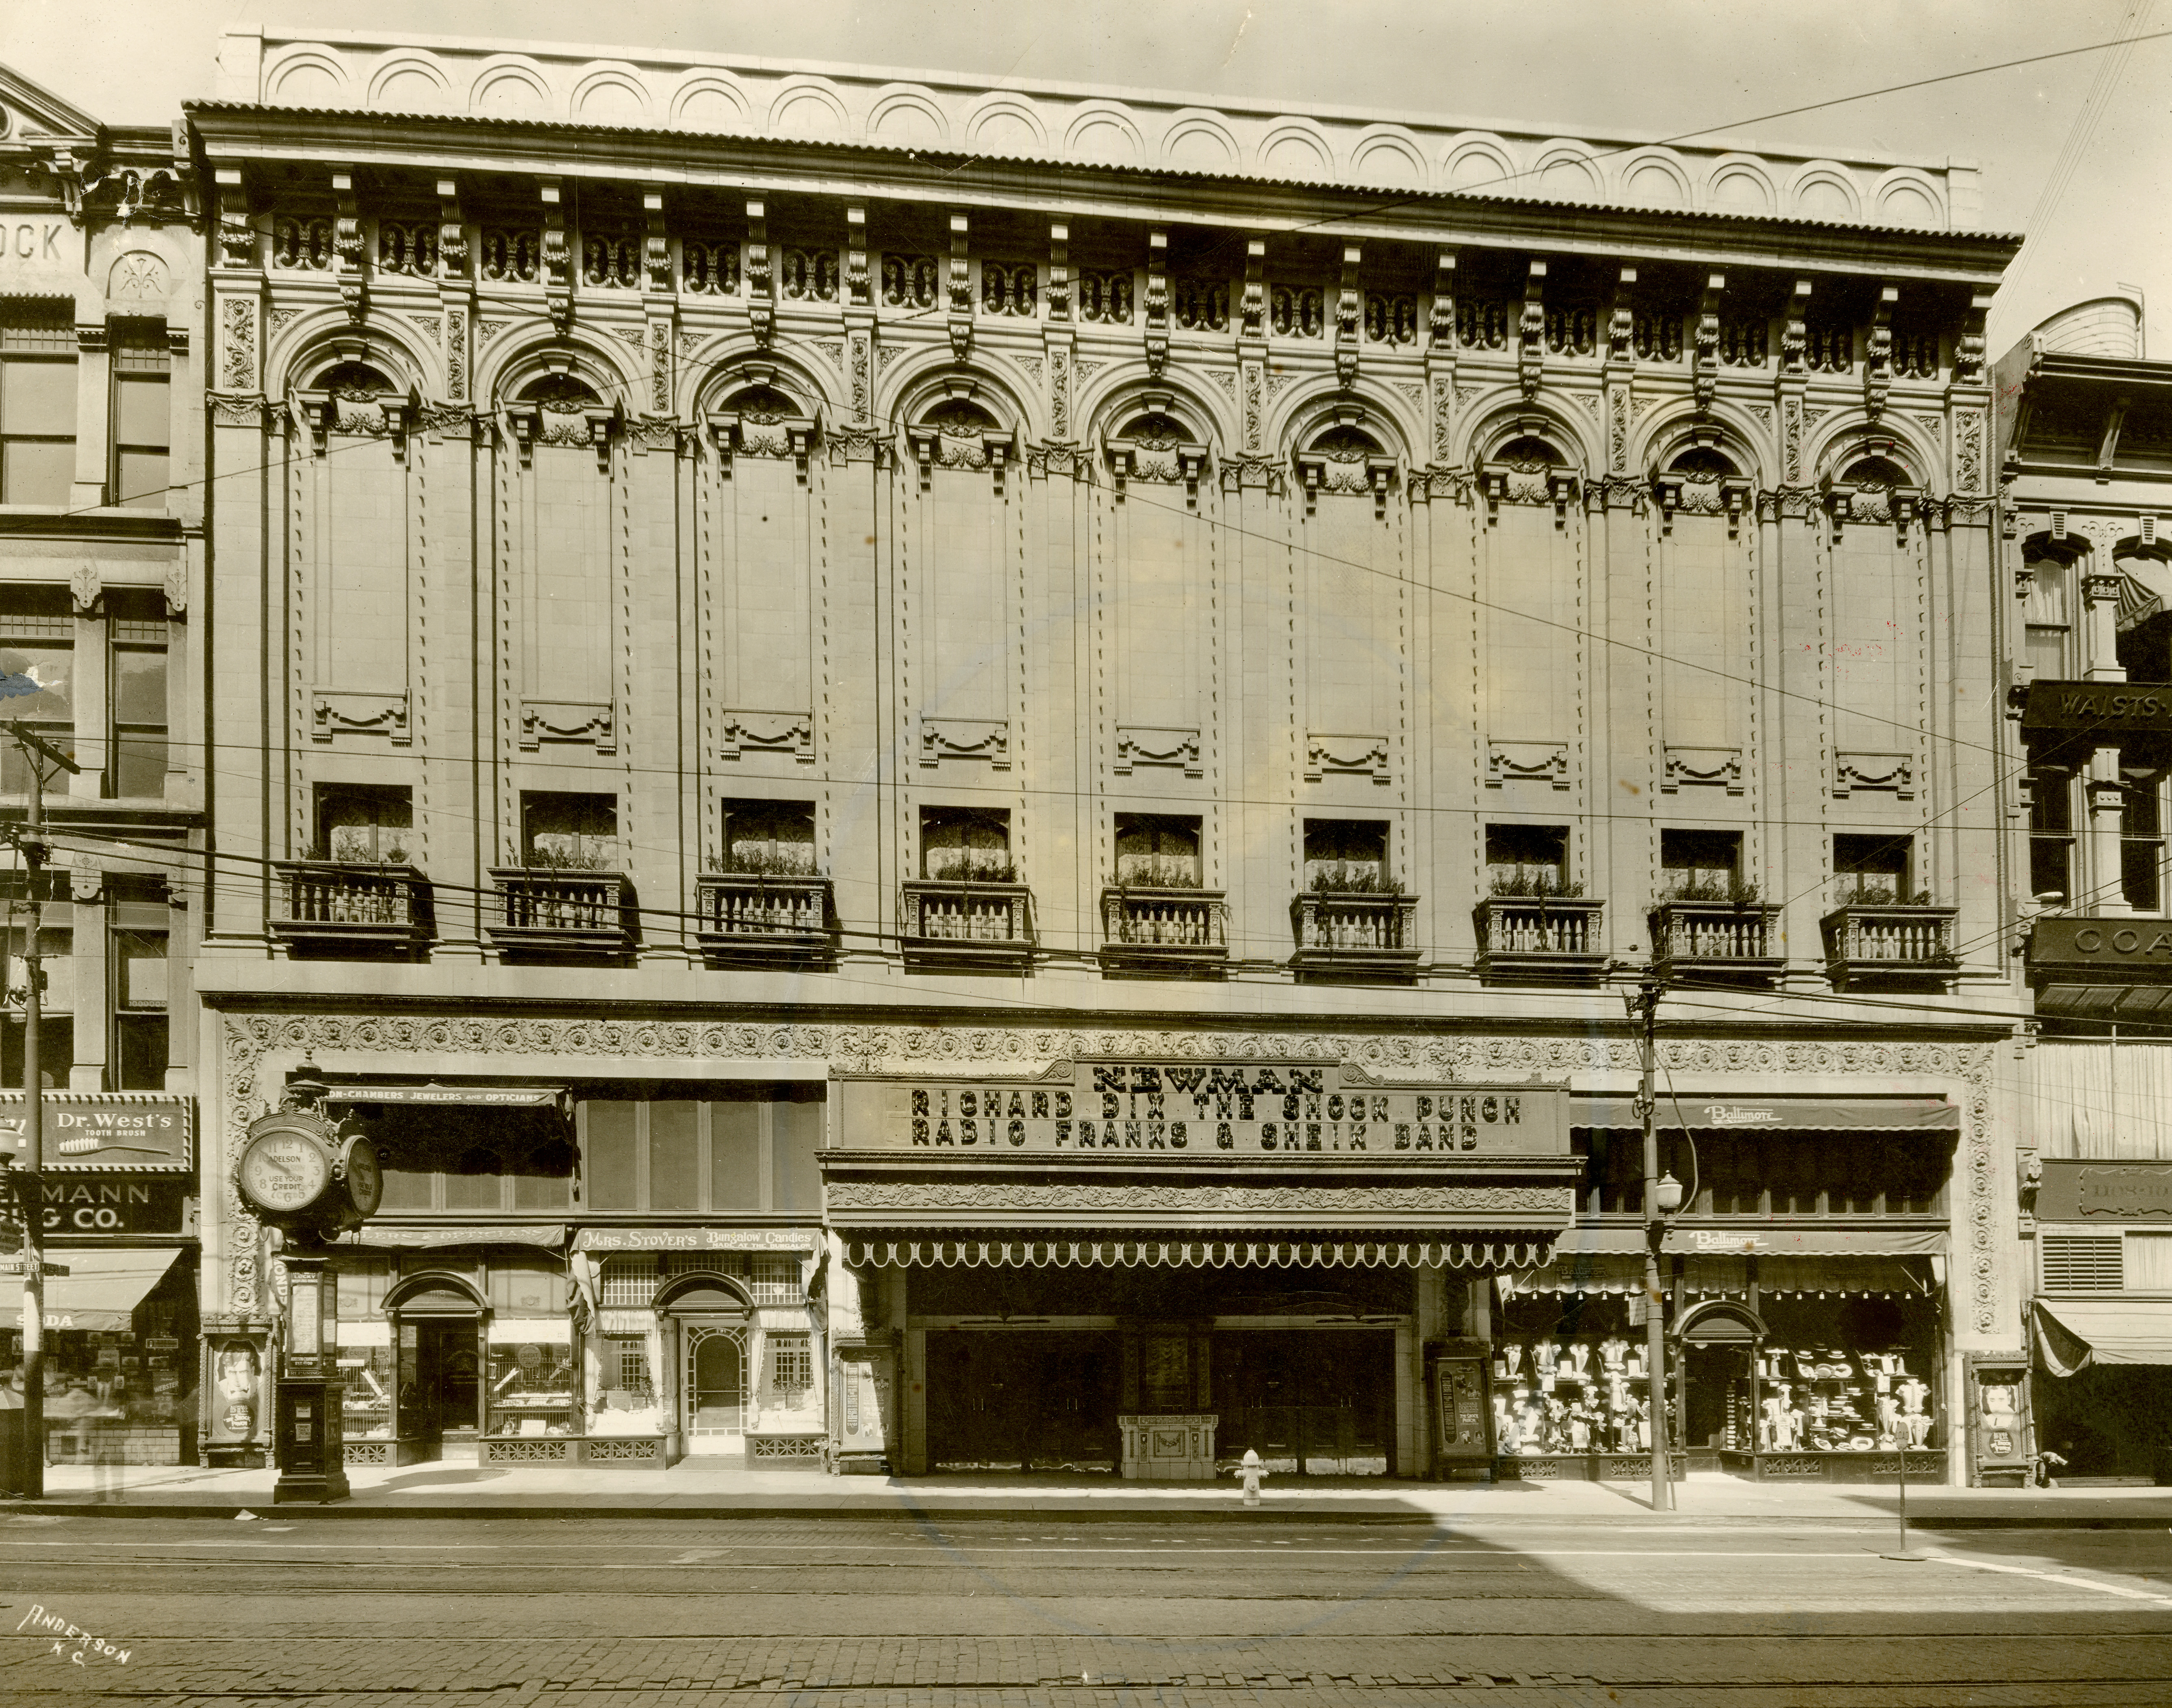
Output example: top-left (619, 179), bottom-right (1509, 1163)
top-left (1309, 861), bottom-right (1404, 896)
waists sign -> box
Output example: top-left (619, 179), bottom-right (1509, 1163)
top-left (836, 1061), bottom-right (1569, 1157)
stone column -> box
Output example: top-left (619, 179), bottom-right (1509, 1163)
top-left (2083, 571), bottom-right (2126, 682)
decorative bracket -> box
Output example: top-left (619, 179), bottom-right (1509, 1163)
top-left (519, 698), bottom-right (616, 754)
top-left (69, 562), bottom-right (101, 616)
top-left (946, 213), bottom-right (972, 362)
top-left (540, 179), bottom-right (571, 335)
top-left (718, 708), bottom-right (814, 763)
top-left (311, 688), bottom-right (411, 745)
top-left (1519, 259), bottom-right (1547, 401)
top-left (1954, 288), bottom-right (1993, 386)
top-left (1653, 470), bottom-right (1753, 537)
top-left (1485, 738), bottom-right (1570, 790)
top-left (1432, 250), bottom-right (1458, 350)
top-left (1693, 272), bottom-right (1724, 412)
top-left (1145, 230), bottom-right (1170, 379)
top-left (331, 168), bottom-right (365, 324)
top-left (1113, 724), bottom-right (1202, 778)
top-left (1241, 238), bottom-right (1266, 340)
top-left (213, 166), bottom-right (254, 268)
top-left (1046, 222), bottom-right (1071, 323)
top-left (846, 205), bottom-right (870, 306)
top-left (919, 715), bottom-right (1011, 769)
top-left (642, 189), bottom-right (670, 293)
top-left (1306, 731), bottom-right (1393, 784)
top-left (1782, 278), bottom-right (1812, 373)
top-left (437, 177), bottom-right (467, 280)
top-left (1661, 744), bottom-right (1744, 795)
top-left (746, 200), bottom-right (773, 350)
top-left (1607, 265), bottom-right (1636, 365)
top-left (1865, 283), bottom-right (1898, 422)
top-left (1833, 750), bottom-right (1916, 800)
top-left (1334, 245), bottom-right (1361, 388)
top-left (707, 392), bottom-right (819, 482)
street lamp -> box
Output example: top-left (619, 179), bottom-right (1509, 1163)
top-left (1656, 1172), bottom-right (1685, 1215)
top-left (1629, 976), bottom-right (1675, 1515)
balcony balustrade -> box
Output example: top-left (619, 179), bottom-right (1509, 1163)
top-left (486, 868), bottom-right (637, 959)
top-left (1473, 896), bottom-right (1607, 985)
top-left (269, 861), bottom-right (432, 953)
top-left (1821, 902), bottom-right (1958, 987)
top-left (694, 872), bottom-right (835, 968)
top-left (1098, 886), bottom-right (1228, 977)
top-left (1289, 890), bottom-right (1421, 981)
top-left (899, 878), bottom-right (1035, 972)
top-left (1651, 900), bottom-right (1785, 979)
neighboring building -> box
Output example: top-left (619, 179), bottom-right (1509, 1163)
top-left (0, 65), bottom-right (205, 1465)
top-left (187, 26), bottom-right (2022, 1481)
top-left (2000, 295), bottom-right (2172, 1482)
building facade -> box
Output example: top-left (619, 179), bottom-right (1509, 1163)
top-left (187, 26), bottom-right (2023, 1480)
top-left (0, 64), bottom-right (206, 1465)
top-left (2001, 295), bottom-right (2172, 1483)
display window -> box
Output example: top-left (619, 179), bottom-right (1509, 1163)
top-left (591, 1335), bottom-right (661, 1435)
top-left (1, 1255), bottom-right (200, 1464)
top-left (332, 1322), bottom-right (396, 1441)
top-left (484, 1322), bottom-right (577, 1437)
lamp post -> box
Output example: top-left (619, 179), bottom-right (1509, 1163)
top-left (1631, 975), bottom-right (1675, 1514)
top-left (4, 721), bottom-right (78, 1502)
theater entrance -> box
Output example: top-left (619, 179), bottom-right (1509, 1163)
top-left (1214, 1330), bottom-right (1394, 1475)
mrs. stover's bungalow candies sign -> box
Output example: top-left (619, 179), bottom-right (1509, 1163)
top-left (835, 1062), bottom-right (1568, 1157)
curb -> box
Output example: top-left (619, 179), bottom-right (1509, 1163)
top-left (4, 1497), bottom-right (2168, 1528)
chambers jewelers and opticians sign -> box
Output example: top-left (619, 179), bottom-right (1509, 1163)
top-left (836, 1061), bottom-right (1569, 1156)
top-left (0, 1096), bottom-right (192, 1171)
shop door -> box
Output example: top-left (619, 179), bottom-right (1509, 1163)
top-left (681, 1323), bottom-right (746, 1452)
top-left (397, 1316), bottom-right (481, 1444)
top-left (1215, 1331), bottom-right (1393, 1475)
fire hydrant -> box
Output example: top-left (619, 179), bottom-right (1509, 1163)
top-left (1239, 1447), bottom-right (1265, 1506)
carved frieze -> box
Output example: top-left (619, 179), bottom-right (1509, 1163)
top-left (1306, 731), bottom-right (1391, 785)
top-left (1662, 744), bottom-right (1743, 795)
top-left (920, 716), bottom-right (1011, 769)
top-left (311, 688), bottom-right (411, 744)
top-left (1486, 739), bottom-right (1570, 790)
top-left (718, 709), bottom-right (814, 763)
top-left (1834, 750), bottom-right (1916, 800)
top-left (1113, 725), bottom-right (1202, 778)
top-left (519, 699), bottom-right (616, 754)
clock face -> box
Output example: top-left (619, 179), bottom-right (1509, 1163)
top-left (239, 1128), bottom-right (331, 1213)
top-left (343, 1137), bottom-right (382, 1217)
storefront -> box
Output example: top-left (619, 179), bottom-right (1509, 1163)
top-left (0, 1096), bottom-right (200, 1466)
top-left (284, 1075), bottom-right (827, 1471)
top-left (826, 1059), bottom-right (1580, 1478)
top-left (1485, 1093), bottom-right (1958, 1484)
top-left (2029, 1157), bottom-right (2172, 1485)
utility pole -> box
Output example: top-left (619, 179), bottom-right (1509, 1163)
top-left (1632, 973), bottom-right (1675, 1515)
top-left (7, 720), bottom-right (78, 1501)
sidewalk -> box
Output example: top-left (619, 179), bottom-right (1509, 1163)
top-left (8, 1459), bottom-right (2172, 1526)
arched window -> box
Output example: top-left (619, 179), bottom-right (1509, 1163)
top-left (1652, 441), bottom-right (1753, 790)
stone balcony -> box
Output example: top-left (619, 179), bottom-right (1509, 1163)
top-left (899, 879), bottom-right (1035, 974)
top-left (1098, 886), bottom-right (1228, 979)
top-left (693, 873), bottom-right (835, 969)
top-left (1289, 891), bottom-right (1421, 982)
top-left (269, 861), bottom-right (432, 954)
top-left (1821, 903), bottom-right (1959, 987)
top-left (486, 868), bottom-right (637, 960)
top-left (1473, 896), bottom-right (1607, 987)
top-left (1651, 901), bottom-right (1786, 981)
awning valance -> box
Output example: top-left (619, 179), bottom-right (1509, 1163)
top-left (845, 1236), bottom-right (1556, 1271)
top-left (0, 1246), bottom-right (182, 1332)
top-left (322, 1083), bottom-right (568, 1109)
top-left (2035, 1297), bottom-right (2172, 1375)
top-left (1573, 1098), bottom-right (1957, 1133)
top-left (1664, 1225), bottom-right (1949, 1258)
top-left (1502, 1253), bottom-right (1935, 1298)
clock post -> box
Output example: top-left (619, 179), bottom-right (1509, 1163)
top-left (234, 1077), bottom-right (378, 1505)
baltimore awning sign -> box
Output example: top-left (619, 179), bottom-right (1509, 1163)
top-left (0, 1247), bottom-right (183, 1332)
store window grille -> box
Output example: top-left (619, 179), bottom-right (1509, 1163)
top-left (2041, 1233), bottom-right (2124, 1292)
top-left (599, 1255), bottom-right (657, 1307)
top-left (767, 1335), bottom-right (813, 1397)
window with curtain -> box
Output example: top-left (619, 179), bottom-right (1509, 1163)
top-left (1114, 814), bottom-right (1201, 886)
top-left (0, 305), bottom-right (76, 507)
top-left (109, 878), bottom-right (169, 1091)
top-left (2027, 766), bottom-right (2076, 904)
top-left (0, 585), bottom-right (74, 796)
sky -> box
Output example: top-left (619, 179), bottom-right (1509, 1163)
top-left (4, 0), bottom-right (2168, 358)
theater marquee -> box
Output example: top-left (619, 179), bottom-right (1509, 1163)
top-left (835, 1061), bottom-right (1569, 1158)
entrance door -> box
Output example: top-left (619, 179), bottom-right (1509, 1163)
top-left (682, 1323), bottom-right (746, 1453)
top-left (396, 1315), bottom-right (482, 1451)
top-left (925, 1332), bottom-right (1121, 1473)
top-left (1215, 1331), bottom-right (1393, 1475)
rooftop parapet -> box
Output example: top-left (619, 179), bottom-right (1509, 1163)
top-left (212, 25), bottom-right (1979, 232)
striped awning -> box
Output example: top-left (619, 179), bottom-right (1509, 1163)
top-left (1502, 1254), bottom-right (1935, 1299)
top-left (844, 1236), bottom-right (1556, 1270)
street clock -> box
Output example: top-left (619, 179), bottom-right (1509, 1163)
top-left (236, 1110), bottom-right (380, 1232)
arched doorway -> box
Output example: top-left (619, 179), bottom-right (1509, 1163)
top-left (657, 1274), bottom-right (752, 1456)
top-left (384, 1274), bottom-right (486, 1461)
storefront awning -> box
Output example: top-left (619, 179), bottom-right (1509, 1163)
top-left (1502, 1253), bottom-right (1935, 1298)
top-left (1572, 1098), bottom-right (1957, 1133)
top-left (331, 1224), bottom-right (566, 1250)
top-left (1547, 1223), bottom-right (1949, 1259)
top-left (844, 1236), bottom-right (1558, 1271)
top-left (0, 1246), bottom-right (182, 1332)
top-left (2035, 1297), bottom-right (2172, 1376)
top-left (321, 1083), bottom-right (567, 1109)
